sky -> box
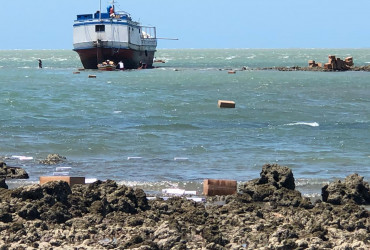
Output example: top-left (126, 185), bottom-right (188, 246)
top-left (1, 0), bottom-right (369, 49)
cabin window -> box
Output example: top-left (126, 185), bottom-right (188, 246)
top-left (145, 50), bottom-right (148, 57)
top-left (95, 25), bottom-right (105, 32)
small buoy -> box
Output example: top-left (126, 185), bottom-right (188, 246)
top-left (88, 75), bottom-right (97, 78)
top-left (228, 70), bottom-right (236, 74)
top-left (218, 100), bottom-right (236, 109)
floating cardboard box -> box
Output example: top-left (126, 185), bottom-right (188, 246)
top-left (203, 179), bottom-right (237, 196)
top-left (218, 100), bottom-right (236, 108)
top-left (40, 176), bottom-right (85, 187)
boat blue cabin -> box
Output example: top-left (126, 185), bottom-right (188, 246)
top-left (76, 13), bottom-right (129, 21)
top-left (76, 5), bottom-right (129, 22)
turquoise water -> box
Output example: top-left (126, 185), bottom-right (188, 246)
top-left (1, 49), bottom-right (369, 195)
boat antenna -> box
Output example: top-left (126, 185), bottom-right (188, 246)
top-left (99, 0), bottom-right (102, 20)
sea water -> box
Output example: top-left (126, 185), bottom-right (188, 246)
top-left (1, 49), bottom-right (369, 197)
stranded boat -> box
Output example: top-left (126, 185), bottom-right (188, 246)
top-left (73, 0), bottom-right (157, 69)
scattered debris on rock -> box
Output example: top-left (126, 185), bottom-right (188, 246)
top-left (309, 55), bottom-right (354, 71)
top-left (39, 154), bottom-right (67, 165)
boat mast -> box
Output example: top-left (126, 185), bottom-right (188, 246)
top-left (99, 0), bottom-right (102, 20)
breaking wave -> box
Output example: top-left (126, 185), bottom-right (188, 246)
top-left (285, 122), bottom-right (319, 127)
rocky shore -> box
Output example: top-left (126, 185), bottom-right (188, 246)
top-left (0, 164), bottom-right (369, 249)
top-left (256, 65), bottom-right (370, 72)
top-left (220, 65), bottom-right (370, 73)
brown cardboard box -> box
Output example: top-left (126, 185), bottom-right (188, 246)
top-left (40, 176), bottom-right (85, 187)
top-left (203, 179), bottom-right (237, 196)
top-left (218, 100), bottom-right (236, 108)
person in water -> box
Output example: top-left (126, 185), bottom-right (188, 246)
top-left (38, 59), bottom-right (42, 68)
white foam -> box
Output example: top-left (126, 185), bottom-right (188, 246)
top-left (113, 111), bottom-right (122, 114)
top-left (12, 155), bottom-right (33, 161)
top-left (225, 56), bottom-right (236, 60)
top-left (127, 157), bottom-right (143, 160)
top-left (162, 188), bottom-right (197, 196)
top-left (147, 197), bottom-right (205, 202)
top-left (174, 157), bottom-right (189, 161)
top-left (285, 122), bottom-right (319, 127)
top-left (163, 188), bottom-right (185, 195)
top-left (55, 167), bottom-right (72, 172)
top-left (53, 172), bottom-right (69, 176)
top-left (86, 178), bottom-right (98, 183)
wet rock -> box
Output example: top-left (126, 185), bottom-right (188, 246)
top-left (0, 178), bottom-right (8, 189)
top-left (18, 203), bottom-right (40, 220)
top-left (154, 221), bottom-right (182, 249)
top-left (0, 202), bottom-right (13, 223)
top-left (322, 173), bottom-right (370, 205)
top-left (239, 164), bottom-right (311, 207)
top-left (11, 184), bottom-right (44, 201)
top-left (0, 162), bottom-right (29, 179)
top-left (39, 154), bottom-right (66, 165)
top-left (11, 180), bottom-right (71, 203)
top-left (202, 224), bottom-right (229, 246)
top-left (40, 202), bottom-right (72, 223)
top-left (259, 163), bottom-right (295, 190)
top-left (70, 180), bottom-right (148, 216)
